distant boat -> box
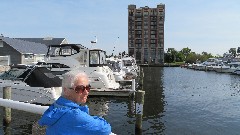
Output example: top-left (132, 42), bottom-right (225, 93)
top-left (106, 56), bottom-right (126, 82)
top-left (120, 55), bottom-right (139, 79)
top-left (194, 58), bottom-right (221, 71)
top-left (232, 69), bottom-right (240, 75)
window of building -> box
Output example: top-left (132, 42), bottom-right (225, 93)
top-left (0, 40), bottom-right (3, 47)
top-left (151, 26), bottom-right (156, 29)
top-left (137, 22), bottom-right (142, 25)
top-left (160, 16), bottom-right (164, 21)
top-left (151, 35), bottom-right (156, 38)
top-left (143, 12), bottom-right (149, 16)
top-left (129, 11), bottom-right (134, 16)
top-left (24, 54), bottom-right (34, 59)
top-left (151, 48), bottom-right (156, 61)
top-left (136, 26), bottom-right (142, 29)
top-left (144, 48), bottom-right (148, 62)
top-left (136, 44), bottom-right (142, 48)
top-left (159, 34), bottom-right (164, 38)
top-left (151, 44), bottom-right (156, 48)
top-left (151, 31), bottom-right (156, 34)
top-left (144, 39), bottom-right (148, 44)
top-left (158, 48), bottom-right (164, 63)
top-left (136, 30), bottom-right (142, 34)
top-left (129, 48), bottom-right (134, 56)
top-left (151, 39), bottom-right (156, 43)
top-left (135, 39), bottom-right (141, 44)
top-left (159, 30), bottom-right (164, 33)
top-left (136, 49), bottom-right (141, 62)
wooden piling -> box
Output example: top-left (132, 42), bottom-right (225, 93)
top-left (3, 86), bottom-right (11, 124)
top-left (135, 90), bottom-right (145, 135)
top-left (139, 67), bottom-right (144, 89)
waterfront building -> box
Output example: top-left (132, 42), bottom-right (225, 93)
top-left (128, 4), bottom-right (165, 64)
top-left (0, 36), bottom-right (68, 65)
top-left (0, 36), bottom-right (47, 65)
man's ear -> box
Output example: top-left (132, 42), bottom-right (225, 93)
top-left (63, 87), bottom-right (70, 95)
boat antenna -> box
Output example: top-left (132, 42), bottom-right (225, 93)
top-left (112, 37), bottom-right (119, 57)
top-left (90, 36), bottom-right (97, 49)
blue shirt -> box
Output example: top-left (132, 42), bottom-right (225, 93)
top-left (38, 96), bottom-right (111, 135)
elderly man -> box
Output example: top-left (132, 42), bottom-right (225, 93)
top-left (38, 70), bottom-right (111, 135)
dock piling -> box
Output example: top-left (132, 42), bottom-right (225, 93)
top-left (132, 79), bottom-right (135, 91)
top-left (135, 90), bottom-right (145, 135)
top-left (138, 67), bottom-right (144, 90)
top-left (3, 86), bottom-right (12, 124)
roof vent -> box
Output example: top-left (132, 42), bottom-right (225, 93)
top-left (43, 37), bottom-right (53, 40)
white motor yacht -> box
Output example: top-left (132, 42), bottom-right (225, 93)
top-left (106, 56), bottom-right (126, 82)
top-left (120, 55), bottom-right (139, 79)
top-left (0, 64), bottom-right (62, 105)
top-left (43, 44), bottom-right (120, 89)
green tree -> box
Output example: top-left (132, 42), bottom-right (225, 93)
top-left (185, 52), bottom-right (197, 63)
top-left (198, 51), bottom-right (214, 62)
top-left (180, 47), bottom-right (191, 61)
top-left (175, 52), bottom-right (185, 62)
top-left (164, 52), bottom-right (171, 63)
top-left (167, 48), bottom-right (178, 62)
top-left (229, 48), bottom-right (236, 57)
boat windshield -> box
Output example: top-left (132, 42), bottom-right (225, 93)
top-left (47, 46), bottom-right (78, 56)
top-left (89, 50), bottom-right (107, 67)
top-left (107, 61), bottom-right (121, 72)
top-left (123, 60), bottom-right (133, 66)
top-left (0, 68), bottom-right (27, 80)
top-left (90, 51), bottom-right (99, 64)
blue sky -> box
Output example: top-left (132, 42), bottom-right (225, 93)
top-left (1, 0), bottom-right (240, 56)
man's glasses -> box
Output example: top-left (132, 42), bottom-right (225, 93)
top-left (71, 84), bottom-right (91, 93)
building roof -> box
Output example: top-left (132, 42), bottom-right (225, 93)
top-left (0, 37), bottom-right (48, 54)
top-left (15, 37), bottom-right (67, 46)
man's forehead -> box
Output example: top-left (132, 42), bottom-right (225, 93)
top-left (76, 77), bottom-right (88, 83)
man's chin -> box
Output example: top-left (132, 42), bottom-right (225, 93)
top-left (81, 99), bottom-right (87, 104)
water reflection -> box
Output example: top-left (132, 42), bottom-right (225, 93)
top-left (87, 98), bottom-right (110, 117)
top-left (229, 75), bottom-right (240, 96)
top-left (2, 67), bottom-right (240, 134)
top-left (141, 67), bottom-right (166, 134)
top-left (87, 97), bottom-right (135, 118)
top-left (162, 67), bottom-right (240, 135)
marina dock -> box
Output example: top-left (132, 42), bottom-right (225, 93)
top-left (89, 88), bottom-right (135, 97)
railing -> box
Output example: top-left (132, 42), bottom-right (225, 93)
top-left (0, 85), bottom-right (144, 135)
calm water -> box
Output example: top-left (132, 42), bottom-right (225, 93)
top-left (1, 67), bottom-right (240, 135)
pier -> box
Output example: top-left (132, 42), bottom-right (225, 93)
top-left (0, 85), bottom-right (145, 134)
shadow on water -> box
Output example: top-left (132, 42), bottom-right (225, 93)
top-left (0, 106), bottom-right (42, 135)
top-left (141, 67), bottom-right (166, 134)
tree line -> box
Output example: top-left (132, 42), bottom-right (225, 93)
top-left (106, 47), bottom-right (238, 64)
top-left (164, 47), bottom-right (240, 63)
top-left (164, 47), bottom-right (214, 64)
